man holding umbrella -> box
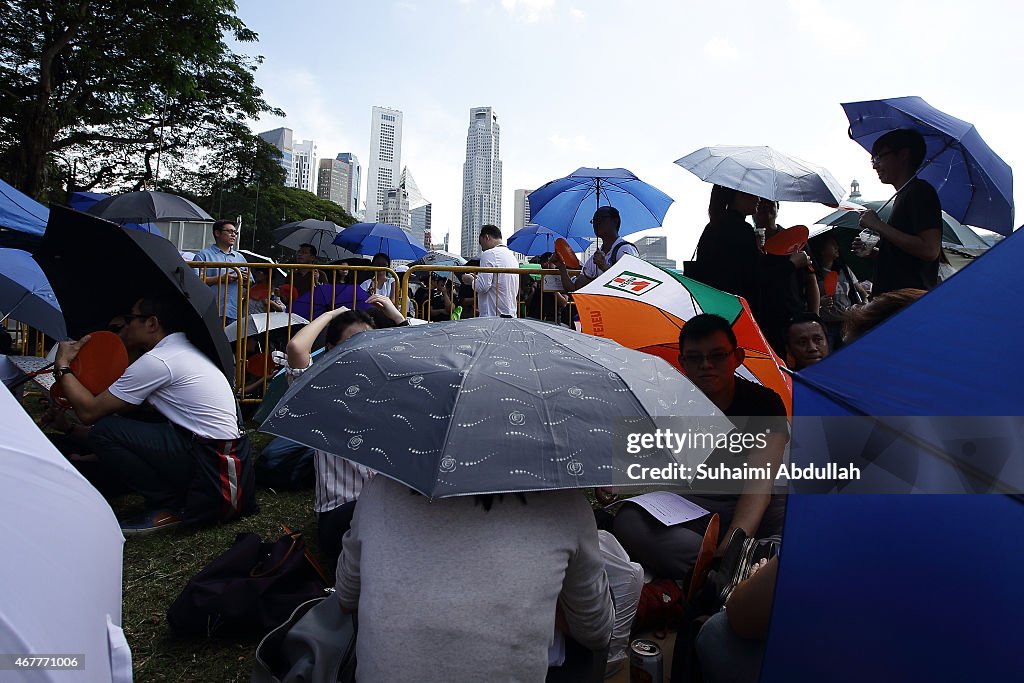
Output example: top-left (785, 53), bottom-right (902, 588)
top-left (854, 129), bottom-right (942, 295)
top-left (193, 219), bottom-right (250, 325)
top-left (554, 206), bottom-right (639, 292)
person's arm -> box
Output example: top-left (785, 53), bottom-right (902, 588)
top-left (431, 284), bottom-right (453, 319)
top-left (558, 495), bottom-right (615, 650)
top-left (723, 432), bottom-right (787, 543)
top-left (335, 492), bottom-right (365, 613)
top-left (805, 269), bottom-right (821, 315)
top-left (286, 305), bottom-right (350, 370)
top-left (860, 211), bottom-right (942, 262)
top-left (726, 556), bottom-right (779, 640)
top-left (366, 294), bottom-right (405, 325)
top-left (54, 337), bottom-right (134, 425)
top-left (553, 254), bottom-right (591, 293)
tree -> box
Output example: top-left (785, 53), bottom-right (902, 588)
top-left (0, 0), bottom-right (282, 200)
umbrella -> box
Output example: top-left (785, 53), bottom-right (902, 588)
top-left (332, 222), bottom-right (428, 260)
top-left (0, 247), bottom-right (67, 340)
top-left (224, 312), bottom-right (308, 343)
top-left (85, 190), bottom-right (212, 224)
top-left (816, 200), bottom-right (992, 248)
top-left (34, 206), bottom-right (235, 381)
top-left (508, 224), bottom-right (591, 256)
top-left (408, 250), bottom-right (467, 281)
top-left (573, 254), bottom-right (792, 414)
top-left (262, 318), bottom-right (734, 498)
top-left (674, 145), bottom-right (846, 204)
top-left (252, 347), bottom-right (326, 424)
top-left (842, 96), bottom-right (1014, 234)
top-left (528, 167), bottom-right (674, 239)
top-left (0, 387), bottom-right (131, 682)
top-left (288, 283), bottom-right (371, 322)
top-left (0, 177), bottom-right (48, 235)
top-left (238, 249), bottom-right (287, 279)
top-left (761, 225), bottom-right (1024, 682)
top-left (273, 219), bottom-right (356, 262)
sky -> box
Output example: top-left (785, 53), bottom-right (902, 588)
top-left (236, 0), bottom-right (1022, 261)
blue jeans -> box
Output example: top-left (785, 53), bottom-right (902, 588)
top-left (696, 611), bottom-right (765, 683)
top-left (88, 416), bottom-right (194, 512)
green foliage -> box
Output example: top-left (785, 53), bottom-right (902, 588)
top-left (0, 0), bottom-right (282, 200)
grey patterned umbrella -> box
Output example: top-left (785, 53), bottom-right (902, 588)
top-left (261, 318), bottom-right (733, 498)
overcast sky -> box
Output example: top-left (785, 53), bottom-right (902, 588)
top-left (237, 0), bottom-right (1021, 260)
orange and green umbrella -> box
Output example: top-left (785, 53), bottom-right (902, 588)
top-left (574, 254), bottom-right (792, 414)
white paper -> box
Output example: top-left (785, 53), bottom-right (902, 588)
top-left (836, 200), bottom-right (868, 212)
top-left (542, 274), bottom-right (564, 292)
top-left (620, 491), bottom-right (710, 526)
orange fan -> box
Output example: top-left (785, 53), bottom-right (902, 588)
top-left (249, 283), bottom-right (270, 301)
top-left (246, 352), bottom-right (278, 378)
top-left (50, 331), bottom-right (130, 407)
top-left (278, 284), bottom-right (296, 303)
top-left (554, 237), bottom-right (581, 269)
top-left (688, 513), bottom-right (720, 600)
top-left (823, 270), bottom-right (839, 297)
top-left (764, 224), bottom-right (810, 256)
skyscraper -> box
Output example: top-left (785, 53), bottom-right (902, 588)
top-left (258, 127), bottom-right (294, 186)
top-left (379, 187), bottom-right (410, 231)
top-left (336, 152), bottom-right (362, 218)
top-left (402, 167), bottom-right (432, 250)
top-left (316, 158), bottom-right (348, 207)
top-left (366, 107), bottom-right (403, 223)
top-left (513, 189), bottom-right (532, 233)
top-left (292, 139), bottom-right (318, 193)
top-left (460, 107), bottom-right (502, 258)
top-left (634, 236), bottom-right (677, 270)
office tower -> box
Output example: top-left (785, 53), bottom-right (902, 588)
top-left (336, 152), bottom-right (362, 217)
top-left (317, 158), bottom-right (349, 207)
top-left (292, 139), bottom-right (318, 193)
top-left (460, 106), bottom-right (502, 258)
top-left (401, 167), bottom-right (432, 249)
top-left (257, 127), bottom-right (294, 186)
top-left (513, 189), bottom-right (532, 233)
top-left (379, 186), bottom-right (410, 231)
top-left (366, 106), bottom-right (403, 223)
top-left (634, 235), bottom-right (677, 269)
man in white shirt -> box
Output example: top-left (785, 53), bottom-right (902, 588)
top-left (461, 224), bottom-right (520, 317)
top-left (53, 296), bottom-right (244, 533)
top-left (554, 206), bottom-right (640, 292)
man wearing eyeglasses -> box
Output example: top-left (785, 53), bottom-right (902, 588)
top-left (193, 219), bottom-right (250, 325)
top-left (612, 314), bottom-right (789, 579)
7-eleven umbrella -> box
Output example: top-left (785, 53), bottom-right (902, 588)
top-left (574, 254), bottom-right (792, 414)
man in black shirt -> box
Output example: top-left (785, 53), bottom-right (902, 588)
top-left (612, 314), bottom-right (789, 579)
top-left (855, 129), bottom-right (942, 295)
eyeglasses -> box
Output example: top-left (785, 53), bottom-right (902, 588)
top-left (870, 150), bottom-right (894, 165)
top-left (680, 350), bottom-right (735, 366)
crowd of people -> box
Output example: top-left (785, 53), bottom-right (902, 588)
top-left (6, 126), bottom-right (952, 681)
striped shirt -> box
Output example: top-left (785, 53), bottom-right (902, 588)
top-left (274, 351), bottom-right (376, 513)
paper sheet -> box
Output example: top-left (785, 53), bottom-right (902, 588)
top-left (620, 491), bottom-right (710, 526)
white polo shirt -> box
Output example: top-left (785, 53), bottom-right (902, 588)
top-left (581, 237), bottom-right (640, 279)
top-left (108, 332), bottom-right (240, 440)
top-left (475, 244), bottom-right (520, 317)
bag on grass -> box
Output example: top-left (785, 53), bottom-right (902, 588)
top-left (182, 434), bottom-right (259, 527)
top-left (252, 596), bottom-right (357, 683)
top-left (168, 532), bottom-right (328, 637)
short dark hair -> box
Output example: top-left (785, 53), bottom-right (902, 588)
top-left (325, 310), bottom-right (374, 345)
top-left (479, 224), bottom-right (502, 241)
top-left (786, 312), bottom-right (826, 338)
top-left (365, 306), bottom-right (399, 329)
top-left (872, 129), bottom-right (927, 170)
top-left (371, 252), bottom-right (391, 267)
top-left (297, 243), bottom-right (317, 257)
top-left (678, 313), bottom-right (737, 350)
top-left (593, 205), bottom-right (621, 231)
top-left (134, 295), bottom-right (185, 334)
top-left (212, 219), bottom-right (235, 234)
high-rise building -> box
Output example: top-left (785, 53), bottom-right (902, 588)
top-left (634, 236), bottom-right (677, 270)
top-left (460, 107), bottom-right (502, 258)
top-left (336, 153), bottom-right (362, 217)
top-left (316, 158), bottom-right (349, 207)
top-left (379, 187), bottom-right (410, 231)
top-left (401, 167), bottom-right (432, 249)
top-left (366, 107), bottom-right (403, 223)
top-left (258, 127), bottom-right (294, 186)
top-left (292, 139), bottom-right (318, 193)
top-left (513, 189), bottom-right (532, 233)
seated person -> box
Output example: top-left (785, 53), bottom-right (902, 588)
top-left (524, 252), bottom-right (570, 324)
top-left (413, 272), bottom-right (454, 321)
top-left (458, 258), bottom-right (480, 318)
top-left (784, 313), bottom-right (830, 371)
top-left (288, 243), bottom-right (329, 297)
top-left (246, 267), bottom-right (285, 315)
top-left (360, 252), bottom-right (396, 302)
top-left (50, 296), bottom-right (246, 533)
top-left (612, 314), bottom-right (789, 579)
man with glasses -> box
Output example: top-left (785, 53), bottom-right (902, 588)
top-left (612, 314), bottom-right (789, 579)
top-left (51, 296), bottom-right (245, 534)
top-left (854, 128), bottom-right (942, 295)
top-left (194, 219), bottom-right (250, 325)
top-left (553, 205), bottom-right (639, 292)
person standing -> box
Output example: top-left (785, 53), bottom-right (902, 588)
top-left (554, 205), bottom-right (639, 292)
top-left (193, 220), bottom-right (249, 325)
top-left (462, 225), bottom-right (520, 317)
top-left (854, 128), bottom-right (942, 296)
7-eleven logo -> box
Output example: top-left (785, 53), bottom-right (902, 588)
top-left (603, 271), bottom-right (663, 296)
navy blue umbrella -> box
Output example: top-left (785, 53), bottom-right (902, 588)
top-left (528, 167), bottom-right (673, 239)
top-left (332, 222), bottom-right (428, 260)
top-left (0, 177), bottom-right (48, 236)
top-left (0, 247), bottom-right (66, 340)
top-left (507, 224), bottom-right (590, 256)
top-left (762, 229), bottom-right (1024, 680)
top-left (842, 96), bottom-right (1014, 234)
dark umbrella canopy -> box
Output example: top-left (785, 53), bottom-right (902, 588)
top-left (35, 206), bottom-right (234, 381)
top-left (261, 317), bottom-right (732, 498)
top-left (85, 190), bottom-right (213, 224)
top-left (817, 200), bottom-right (991, 248)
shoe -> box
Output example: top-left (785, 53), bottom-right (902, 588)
top-left (120, 510), bottom-right (182, 535)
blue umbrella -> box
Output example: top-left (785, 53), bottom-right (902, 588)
top-left (528, 167), bottom-right (674, 239)
top-left (507, 224), bottom-right (590, 256)
top-left (332, 222), bottom-right (428, 261)
top-left (842, 96), bottom-right (1014, 234)
top-left (0, 248), bottom-right (66, 339)
top-left (761, 228), bottom-right (1024, 681)
top-left (0, 177), bottom-right (48, 236)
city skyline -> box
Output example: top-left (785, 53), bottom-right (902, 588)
top-left (460, 106), bottom-right (502, 258)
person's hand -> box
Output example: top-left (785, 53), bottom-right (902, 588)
top-left (746, 557), bottom-right (769, 580)
top-left (789, 250), bottom-right (810, 268)
top-left (859, 209), bottom-right (883, 231)
top-left (461, 273), bottom-right (474, 286)
top-left (594, 487), bottom-right (619, 506)
top-left (55, 335), bottom-right (91, 368)
top-left (593, 250), bottom-right (608, 271)
top-left (366, 294), bottom-right (404, 323)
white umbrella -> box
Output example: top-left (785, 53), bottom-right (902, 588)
top-left (0, 388), bottom-right (132, 681)
top-left (224, 312), bottom-right (309, 342)
top-left (675, 145), bottom-right (846, 204)
top-left (272, 219), bottom-right (357, 262)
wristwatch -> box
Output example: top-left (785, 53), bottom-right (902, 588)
top-left (54, 366), bottom-right (75, 379)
